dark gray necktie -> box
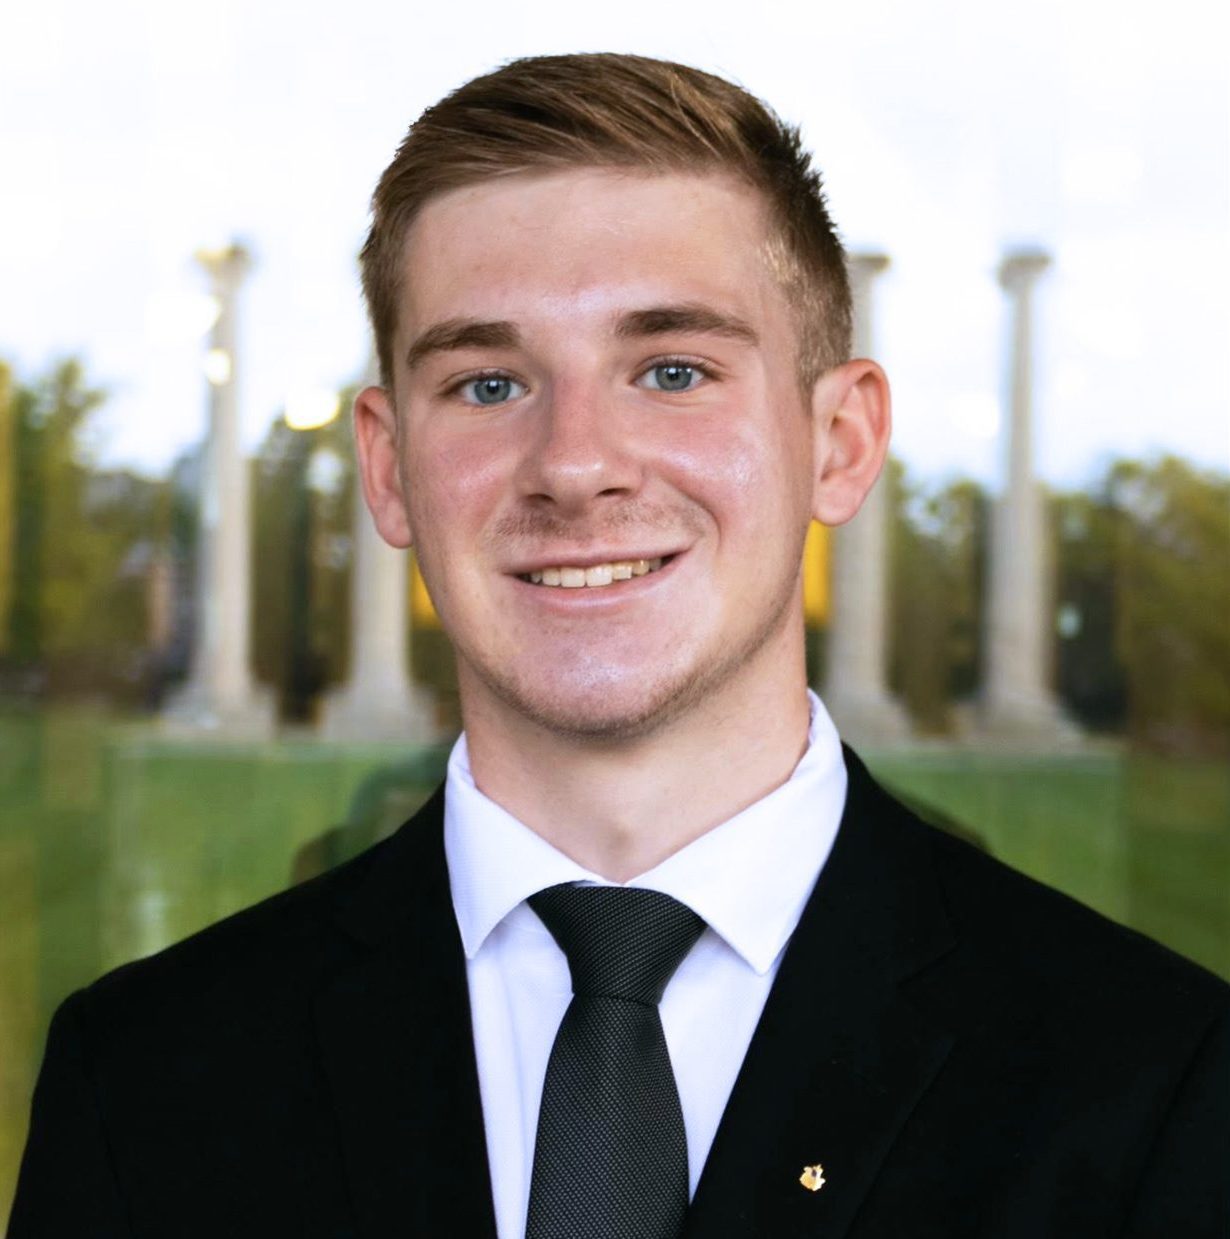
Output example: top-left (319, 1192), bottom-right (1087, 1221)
top-left (526, 884), bottom-right (706, 1239)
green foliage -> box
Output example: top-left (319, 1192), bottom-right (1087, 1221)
top-left (886, 461), bottom-right (986, 732)
top-left (2, 359), bottom-right (167, 699)
top-left (1110, 457), bottom-right (1230, 753)
top-left (1052, 489), bottom-right (1126, 728)
top-left (1051, 457), bottom-right (1229, 751)
top-left (251, 403), bottom-right (356, 722)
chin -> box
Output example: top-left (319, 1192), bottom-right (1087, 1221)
top-left (463, 648), bottom-right (703, 742)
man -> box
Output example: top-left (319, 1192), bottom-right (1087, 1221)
top-left (12, 53), bottom-right (1228, 1238)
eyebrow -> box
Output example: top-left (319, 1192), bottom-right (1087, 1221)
top-left (615, 303), bottom-right (759, 346)
top-left (403, 302), bottom-right (759, 372)
top-left (405, 318), bottom-right (521, 372)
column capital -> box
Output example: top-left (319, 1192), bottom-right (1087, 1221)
top-left (847, 251), bottom-right (891, 280)
top-left (195, 241), bottom-right (253, 295)
top-left (997, 247), bottom-right (1051, 292)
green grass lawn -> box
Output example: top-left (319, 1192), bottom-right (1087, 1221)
top-left (1, 706), bottom-right (1227, 1223)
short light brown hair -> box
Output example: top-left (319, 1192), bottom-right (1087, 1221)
top-left (360, 53), bottom-right (851, 390)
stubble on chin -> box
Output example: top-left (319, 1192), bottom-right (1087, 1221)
top-left (470, 656), bottom-right (708, 745)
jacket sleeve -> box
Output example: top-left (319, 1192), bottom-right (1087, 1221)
top-left (1121, 1007), bottom-right (1230, 1238)
top-left (8, 990), bottom-right (131, 1237)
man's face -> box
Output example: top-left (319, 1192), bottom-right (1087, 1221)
top-left (369, 169), bottom-right (829, 740)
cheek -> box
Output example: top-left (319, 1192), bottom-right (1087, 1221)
top-left (655, 411), bottom-right (805, 534)
top-left (404, 425), bottom-right (512, 546)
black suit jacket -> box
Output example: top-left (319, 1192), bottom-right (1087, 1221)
top-left (11, 749), bottom-right (1230, 1237)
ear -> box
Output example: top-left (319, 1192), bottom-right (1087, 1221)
top-left (353, 384), bottom-right (413, 549)
top-left (809, 359), bottom-right (892, 527)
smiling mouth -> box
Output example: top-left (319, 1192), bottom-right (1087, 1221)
top-left (518, 555), bottom-right (674, 589)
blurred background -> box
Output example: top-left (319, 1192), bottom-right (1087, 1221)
top-left (1, 0), bottom-right (1227, 1219)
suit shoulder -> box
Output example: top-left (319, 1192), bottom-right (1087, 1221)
top-left (80, 844), bottom-right (367, 1019)
top-left (843, 748), bottom-right (1229, 1023)
top-left (910, 799), bottom-right (1230, 1019)
top-left (76, 790), bottom-right (445, 1033)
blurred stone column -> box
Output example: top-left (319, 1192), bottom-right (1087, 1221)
top-left (321, 360), bottom-right (436, 742)
top-left (164, 243), bottom-right (272, 736)
top-left (980, 249), bottom-right (1075, 743)
top-left (822, 252), bottom-right (909, 744)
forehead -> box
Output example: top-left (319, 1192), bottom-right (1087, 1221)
top-left (396, 168), bottom-right (790, 342)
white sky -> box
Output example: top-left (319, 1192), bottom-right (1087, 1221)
top-left (2, 0), bottom-right (1227, 486)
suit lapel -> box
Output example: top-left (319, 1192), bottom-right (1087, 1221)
top-left (313, 787), bottom-right (498, 1238)
top-left (685, 749), bottom-right (957, 1239)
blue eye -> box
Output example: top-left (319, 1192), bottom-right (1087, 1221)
top-left (463, 375), bottom-right (524, 405)
top-left (642, 363), bottom-right (700, 392)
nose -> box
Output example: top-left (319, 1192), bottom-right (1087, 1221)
top-left (514, 380), bottom-right (641, 515)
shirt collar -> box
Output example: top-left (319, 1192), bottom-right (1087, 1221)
top-left (444, 690), bottom-right (847, 975)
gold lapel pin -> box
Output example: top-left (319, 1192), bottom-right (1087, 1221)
top-left (799, 1164), bottom-right (826, 1192)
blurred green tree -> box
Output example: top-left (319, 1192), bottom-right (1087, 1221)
top-left (1051, 457), bottom-right (1229, 751)
top-left (1110, 457), bottom-right (1230, 754)
top-left (1052, 486), bottom-right (1127, 731)
top-left (251, 400), bottom-right (355, 723)
top-left (886, 461), bottom-right (987, 733)
top-left (2, 358), bottom-right (165, 700)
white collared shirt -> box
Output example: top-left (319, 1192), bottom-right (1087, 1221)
top-left (444, 690), bottom-right (847, 1239)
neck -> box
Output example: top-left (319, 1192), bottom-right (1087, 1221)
top-left (460, 643), bottom-right (812, 883)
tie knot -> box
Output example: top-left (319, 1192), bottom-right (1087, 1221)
top-left (529, 885), bottom-right (705, 1006)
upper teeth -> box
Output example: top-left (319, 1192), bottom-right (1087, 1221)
top-left (528, 558), bottom-right (665, 588)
